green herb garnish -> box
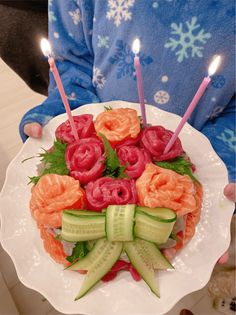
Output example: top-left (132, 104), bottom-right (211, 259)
top-left (104, 105), bottom-right (113, 111)
top-left (66, 242), bottom-right (89, 263)
top-left (99, 133), bottom-right (127, 178)
top-left (155, 156), bottom-right (197, 181)
top-left (28, 140), bottom-right (69, 184)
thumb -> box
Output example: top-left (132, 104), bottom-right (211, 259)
top-left (224, 183), bottom-right (236, 202)
top-left (24, 122), bottom-right (42, 138)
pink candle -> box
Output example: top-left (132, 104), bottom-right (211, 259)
top-left (164, 56), bottom-right (221, 154)
top-left (132, 39), bottom-right (147, 127)
top-left (40, 39), bottom-right (79, 141)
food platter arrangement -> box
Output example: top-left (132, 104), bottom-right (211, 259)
top-left (0, 101), bottom-right (234, 315)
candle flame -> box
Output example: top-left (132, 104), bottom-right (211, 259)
top-left (208, 55), bottom-right (221, 77)
top-left (40, 38), bottom-right (52, 57)
top-left (132, 38), bottom-right (140, 55)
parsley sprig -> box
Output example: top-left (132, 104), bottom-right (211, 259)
top-left (104, 105), bottom-right (113, 111)
top-left (66, 242), bottom-right (89, 263)
top-left (99, 133), bottom-right (127, 178)
top-left (28, 140), bottom-right (69, 184)
top-left (155, 156), bottom-right (197, 181)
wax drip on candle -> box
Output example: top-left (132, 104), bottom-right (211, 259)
top-left (40, 38), bottom-right (79, 141)
top-left (132, 38), bottom-right (147, 127)
top-left (163, 55), bottom-right (221, 155)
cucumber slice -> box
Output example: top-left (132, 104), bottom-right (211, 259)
top-left (86, 239), bottom-right (97, 251)
top-left (124, 240), bottom-right (160, 297)
top-left (134, 239), bottom-right (174, 270)
top-left (67, 238), bottom-right (105, 271)
top-left (61, 212), bottom-right (105, 242)
top-left (134, 209), bottom-right (176, 244)
top-left (64, 210), bottom-right (104, 216)
top-left (106, 205), bottom-right (135, 241)
top-left (75, 239), bottom-right (123, 300)
top-left (136, 207), bottom-right (176, 222)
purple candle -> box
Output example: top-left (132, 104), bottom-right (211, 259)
top-left (164, 55), bottom-right (221, 154)
top-left (132, 38), bottom-right (147, 127)
top-left (41, 38), bottom-right (79, 141)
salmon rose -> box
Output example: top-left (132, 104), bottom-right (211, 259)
top-left (94, 108), bottom-right (140, 143)
top-left (39, 226), bottom-right (69, 266)
top-left (30, 174), bottom-right (86, 228)
top-left (136, 163), bottom-right (198, 217)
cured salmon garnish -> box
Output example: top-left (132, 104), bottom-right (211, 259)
top-left (94, 108), bottom-right (140, 143)
top-left (30, 174), bottom-right (85, 228)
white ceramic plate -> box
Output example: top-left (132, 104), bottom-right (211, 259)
top-left (0, 101), bottom-right (234, 315)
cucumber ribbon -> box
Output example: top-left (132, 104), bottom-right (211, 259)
top-left (62, 205), bottom-right (176, 299)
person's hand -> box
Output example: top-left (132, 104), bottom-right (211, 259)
top-left (24, 122), bottom-right (42, 138)
top-left (218, 183), bottom-right (235, 264)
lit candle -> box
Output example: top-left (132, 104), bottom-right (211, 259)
top-left (164, 55), bottom-right (221, 154)
top-left (40, 38), bottom-right (79, 140)
top-left (132, 38), bottom-right (147, 127)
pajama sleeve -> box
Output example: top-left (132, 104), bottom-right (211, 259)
top-left (19, 0), bottom-right (99, 142)
top-left (201, 94), bottom-right (236, 182)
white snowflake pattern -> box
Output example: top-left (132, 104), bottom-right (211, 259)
top-left (98, 35), bottom-right (110, 48)
top-left (152, 2), bottom-right (159, 9)
top-left (106, 0), bottom-right (135, 27)
top-left (92, 67), bottom-right (106, 89)
top-left (67, 92), bottom-right (77, 100)
top-left (69, 8), bottom-right (81, 25)
top-left (165, 17), bottom-right (211, 63)
top-left (53, 32), bottom-right (60, 39)
top-left (161, 75), bottom-right (169, 83)
top-left (154, 90), bottom-right (170, 104)
top-left (49, 11), bottom-right (57, 22)
top-left (216, 129), bottom-right (236, 152)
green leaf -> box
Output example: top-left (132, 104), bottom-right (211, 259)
top-left (104, 105), bottom-right (113, 111)
top-left (170, 232), bottom-right (178, 241)
top-left (156, 156), bottom-right (197, 181)
top-left (28, 140), bottom-right (69, 184)
top-left (66, 242), bottom-right (89, 263)
top-left (99, 133), bottom-right (127, 178)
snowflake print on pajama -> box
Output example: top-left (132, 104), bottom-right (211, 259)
top-left (98, 35), bottom-right (110, 48)
top-left (106, 0), bottom-right (135, 27)
top-left (67, 92), bottom-right (77, 101)
top-left (165, 17), bottom-right (211, 62)
top-left (49, 11), bottom-right (57, 22)
top-left (109, 40), bottom-right (153, 79)
top-left (217, 129), bottom-right (236, 153)
top-left (69, 8), bottom-right (81, 25)
top-left (211, 75), bottom-right (226, 89)
top-left (92, 68), bottom-right (106, 89)
top-left (154, 90), bottom-right (170, 105)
